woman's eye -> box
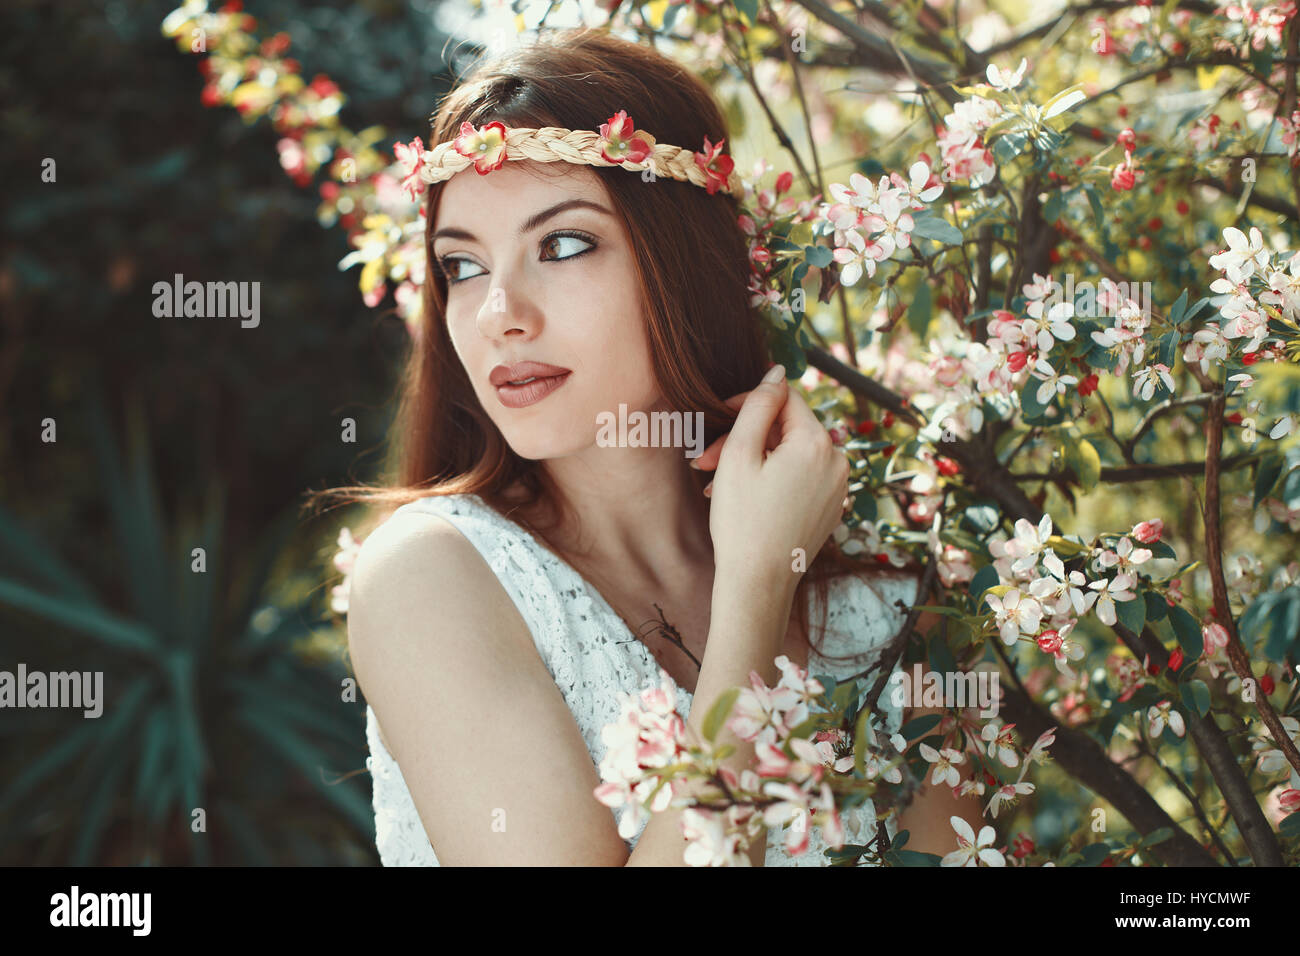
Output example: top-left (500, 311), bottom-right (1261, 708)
top-left (438, 232), bottom-right (595, 286)
top-left (438, 257), bottom-right (486, 284)
top-left (541, 232), bottom-right (595, 261)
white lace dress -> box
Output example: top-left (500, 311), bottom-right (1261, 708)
top-left (363, 492), bottom-right (920, 866)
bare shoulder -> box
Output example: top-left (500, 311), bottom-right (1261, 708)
top-left (345, 505), bottom-right (630, 865)
top-left (347, 506), bottom-right (517, 638)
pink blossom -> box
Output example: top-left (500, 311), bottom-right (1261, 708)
top-left (1131, 518), bottom-right (1164, 543)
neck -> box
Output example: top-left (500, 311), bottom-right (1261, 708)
top-left (523, 446), bottom-right (714, 595)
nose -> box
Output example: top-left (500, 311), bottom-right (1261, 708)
top-left (475, 262), bottom-right (542, 341)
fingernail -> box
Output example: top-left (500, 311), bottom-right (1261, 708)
top-left (689, 457), bottom-right (702, 469)
top-left (702, 480), bottom-right (713, 497)
top-left (762, 363), bottom-right (785, 385)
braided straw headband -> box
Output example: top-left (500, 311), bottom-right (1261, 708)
top-left (413, 110), bottom-right (746, 199)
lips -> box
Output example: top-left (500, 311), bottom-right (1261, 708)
top-left (494, 372), bottom-right (570, 409)
top-left (489, 361), bottom-right (572, 387)
top-left (489, 361), bottom-right (572, 410)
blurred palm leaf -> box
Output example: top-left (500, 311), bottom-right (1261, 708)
top-left (0, 386), bottom-right (370, 864)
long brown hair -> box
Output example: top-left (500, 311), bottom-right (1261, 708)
top-left (307, 26), bottom-right (921, 665)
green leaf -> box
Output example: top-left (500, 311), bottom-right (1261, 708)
top-left (1167, 604), bottom-right (1204, 659)
top-left (908, 281), bottom-right (933, 338)
top-left (1042, 87), bottom-right (1087, 119)
top-left (909, 214), bottom-right (964, 245)
top-left (1083, 184), bottom-right (1104, 230)
top-left (0, 577), bottom-right (159, 653)
top-left (1147, 540), bottom-right (1177, 561)
top-left (1182, 296), bottom-right (1214, 325)
top-left (803, 243), bottom-right (833, 268)
top-left (1167, 288), bottom-right (1189, 325)
top-left (733, 0), bottom-right (759, 25)
top-left (1020, 377), bottom-right (1050, 422)
top-left (662, 1), bottom-right (684, 31)
top-left (1254, 453), bottom-right (1285, 508)
top-left (1116, 592), bottom-right (1146, 634)
top-left (900, 714), bottom-right (943, 740)
top-left (852, 490), bottom-right (878, 523)
top-left (1180, 680), bottom-right (1211, 718)
top-left (0, 508), bottom-right (98, 604)
top-left (1078, 842), bottom-right (1112, 866)
top-left (1043, 189), bottom-right (1065, 224)
top-left (1280, 812), bottom-right (1300, 838)
top-left (991, 131), bottom-right (1028, 165)
top-left (1240, 587), bottom-right (1300, 662)
top-left (1144, 591), bottom-right (1168, 622)
top-left (854, 704), bottom-right (874, 773)
top-left (928, 629), bottom-right (957, 676)
top-left (1137, 826), bottom-right (1174, 848)
top-left (1157, 330), bottom-right (1180, 369)
top-left (970, 564), bottom-right (1000, 606)
top-left (895, 849), bottom-right (942, 866)
top-left (702, 687), bottom-right (740, 742)
top-left (1066, 437), bottom-right (1102, 492)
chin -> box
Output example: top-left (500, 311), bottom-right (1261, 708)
top-left (500, 426), bottom-right (591, 462)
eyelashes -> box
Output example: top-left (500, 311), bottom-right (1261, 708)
top-left (433, 230), bottom-right (599, 286)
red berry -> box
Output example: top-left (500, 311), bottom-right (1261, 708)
top-left (1139, 236), bottom-right (1152, 250)
top-left (1168, 648), bottom-right (1184, 671)
top-left (1176, 200), bottom-right (1190, 215)
top-left (1050, 248), bottom-right (1063, 263)
top-left (1147, 217), bottom-right (1162, 231)
top-left (1261, 674), bottom-right (1275, 695)
top-left (856, 419), bottom-right (876, 435)
top-left (882, 410), bottom-right (895, 428)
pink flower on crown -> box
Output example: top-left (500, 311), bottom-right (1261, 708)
top-left (598, 110), bottom-right (654, 164)
top-left (453, 120), bottom-right (509, 175)
top-left (393, 136), bottom-right (428, 201)
top-left (695, 135), bottom-right (735, 196)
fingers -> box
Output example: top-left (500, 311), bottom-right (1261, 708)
top-left (693, 370), bottom-right (821, 472)
top-left (722, 365), bottom-right (790, 465)
top-left (691, 433), bottom-right (729, 472)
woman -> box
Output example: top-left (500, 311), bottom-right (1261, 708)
top-left (320, 26), bottom-right (982, 865)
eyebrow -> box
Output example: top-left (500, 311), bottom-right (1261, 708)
top-left (431, 198), bottom-right (615, 244)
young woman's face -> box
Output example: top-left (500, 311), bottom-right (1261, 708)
top-left (431, 162), bottom-right (660, 461)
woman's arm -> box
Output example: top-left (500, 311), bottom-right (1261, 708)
top-left (624, 565), bottom-right (799, 867)
top-left (348, 511), bottom-right (635, 865)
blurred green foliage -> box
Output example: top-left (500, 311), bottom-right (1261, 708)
top-left (0, 0), bottom-right (463, 863)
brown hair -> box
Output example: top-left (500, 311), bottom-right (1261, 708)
top-left (307, 26), bottom-right (921, 666)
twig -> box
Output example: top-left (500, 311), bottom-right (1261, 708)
top-left (1011, 451), bottom-right (1264, 483)
top-left (1203, 390), bottom-right (1300, 781)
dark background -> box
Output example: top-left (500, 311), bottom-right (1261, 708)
top-left (0, 0), bottom-right (466, 864)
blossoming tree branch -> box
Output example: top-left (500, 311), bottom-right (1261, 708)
top-left (163, 0), bottom-right (1300, 865)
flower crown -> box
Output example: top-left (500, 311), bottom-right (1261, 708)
top-left (403, 110), bottom-right (745, 199)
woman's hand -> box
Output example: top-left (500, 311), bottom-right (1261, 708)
top-left (694, 364), bottom-right (851, 584)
